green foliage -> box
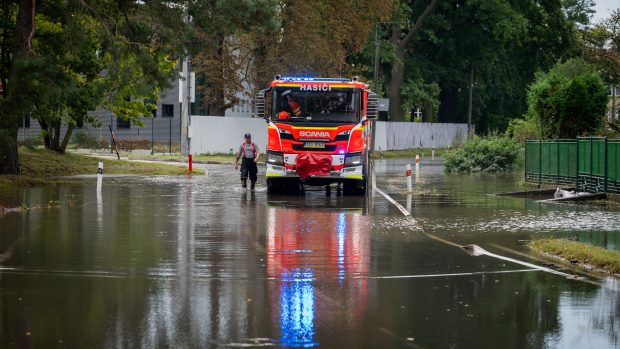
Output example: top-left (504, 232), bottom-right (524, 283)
top-left (444, 134), bottom-right (520, 173)
top-left (562, 0), bottom-right (595, 26)
top-left (506, 115), bottom-right (540, 143)
top-left (527, 58), bottom-right (608, 138)
top-left (401, 78), bottom-right (440, 120)
top-left (582, 9), bottom-right (620, 85)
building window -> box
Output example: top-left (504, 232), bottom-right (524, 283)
top-left (162, 104), bottom-right (174, 118)
top-left (117, 117), bottom-right (130, 129)
top-left (76, 117), bottom-right (84, 129)
top-left (22, 116), bottom-right (30, 128)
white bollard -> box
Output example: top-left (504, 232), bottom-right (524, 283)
top-left (97, 162), bottom-right (103, 192)
top-left (406, 163), bottom-right (412, 192)
top-left (406, 193), bottom-right (412, 213)
top-left (432, 149), bottom-right (435, 160)
top-left (415, 155), bottom-right (420, 173)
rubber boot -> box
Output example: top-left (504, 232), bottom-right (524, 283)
top-left (250, 180), bottom-right (256, 190)
top-left (241, 179), bottom-right (247, 188)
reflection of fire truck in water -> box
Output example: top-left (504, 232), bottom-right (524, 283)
top-left (255, 76), bottom-right (378, 194)
top-left (266, 207), bottom-right (369, 347)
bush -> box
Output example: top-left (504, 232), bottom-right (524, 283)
top-left (444, 134), bottom-right (520, 173)
top-left (22, 134), bottom-right (43, 150)
top-left (527, 59), bottom-right (608, 139)
top-left (113, 139), bottom-right (150, 151)
top-left (506, 115), bottom-right (540, 143)
top-left (73, 131), bottom-right (102, 149)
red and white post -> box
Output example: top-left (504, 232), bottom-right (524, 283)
top-left (406, 163), bottom-right (412, 192)
top-left (188, 154), bottom-right (193, 173)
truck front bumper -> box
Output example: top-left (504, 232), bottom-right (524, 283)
top-left (265, 163), bottom-right (364, 180)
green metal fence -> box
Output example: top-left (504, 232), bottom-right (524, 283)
top-left (525, 137), bottom-right (620, 193)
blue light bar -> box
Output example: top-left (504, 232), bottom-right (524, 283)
top-left (280, 77), bottom-right (352, 82)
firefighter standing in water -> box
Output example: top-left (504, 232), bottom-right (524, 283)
top-left (235, 132), bottom-right (260, 189)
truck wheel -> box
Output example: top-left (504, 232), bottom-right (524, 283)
top-left (343, 180), bottom-right (365, 195)
top-left (267, 178), bottom-right (282, 194)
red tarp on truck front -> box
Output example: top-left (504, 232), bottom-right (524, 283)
top-left (295, 153), bottom-right (332, 180)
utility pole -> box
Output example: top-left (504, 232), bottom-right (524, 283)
top-left (373, 27), bottom-right (380, 95)
top-left (180, 5), bottom-right (192, 156)
top-left (180, 57), bottom-right (191, 155)
top-left (370, 26), bottom-right (381, 155)
top-left (467, 64), bottom-right (474, 140)
top-left (612, 84), bottom-right (617, 121)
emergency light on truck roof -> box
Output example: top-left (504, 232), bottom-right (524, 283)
top-left (274, 75), bottom-right (352, 83)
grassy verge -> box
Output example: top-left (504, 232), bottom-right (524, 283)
top-left (529, 239), bottom-right (620, 275)
top-left (127, 153), bottom-right (236, 164)
top-left (371, 148), bottom-right (450, 159)
top-left (0, 147), bottom-right (202, 190)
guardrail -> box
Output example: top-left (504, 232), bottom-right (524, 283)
top-left (525, 137), bottom-right (620, 193)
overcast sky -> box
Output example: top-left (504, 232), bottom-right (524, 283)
top-left (592, 0), bottom-right (618, 23)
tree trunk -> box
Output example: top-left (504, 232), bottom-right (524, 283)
top-left (210, 36), bottom-right (226, 116)
top-left (0, 0), bottom-right (35, 175)
top-left (438, 85), bottom-right (459, 123)
top-left (381, 0), bottom-right (441, 123)
top-left (385, 27), bottom-right (406, 122)
top-left (0, 123), bottom-right (19, 174)
top-left (39, 119), bottom-right (51, 149)
top-left (53, 120), bottom-right (61, 150)
top-left (422, 101), bottom-right (433, 122)
top-left (58, 124), bottom-right (74, 154)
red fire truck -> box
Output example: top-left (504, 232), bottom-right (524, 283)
top-left (255, 76), bottom-right (378, 194)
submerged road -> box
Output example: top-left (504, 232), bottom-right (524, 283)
top-left (0, 159), bottom-right (618, 348)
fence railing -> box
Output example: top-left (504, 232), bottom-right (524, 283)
top-left (525, 137), bottom-right (620, 193)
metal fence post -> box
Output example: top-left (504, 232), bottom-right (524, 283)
top-left (557, 139), bottom-right (560, 184)
top-left (590, 137), bottom-right (593, 192)
top-left (538, 139), bottom-right (542, 188)
top-left (524, 141), bottom-right (528, 180)
top-left (605, 137), bottom-right (608, 192)
top-left (575, 138), bottom-right (580, 190)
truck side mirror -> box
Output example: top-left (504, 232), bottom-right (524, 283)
top-left (367, 92), bottom-right (378, 120)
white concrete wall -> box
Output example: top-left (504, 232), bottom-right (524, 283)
top-left (189, 115), bottom-right (268, 154)
top-left (373, 122), bottom-right (468, 150)
top-left (189, 116), bottom-right (468, 154)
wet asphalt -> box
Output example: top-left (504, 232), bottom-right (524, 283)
top-left (0, 159), bottom-right (618, 348)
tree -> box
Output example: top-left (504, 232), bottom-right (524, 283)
top-left (395, 0), bottom-right (577, 133)
top-left (583, 9), bottom-right (620, 84)
top-left (251, 0), bottom-right (394, 91)
top-left (379, 0), bottom-right (440, 122)
top-left (0, 0), bottom-right (35, 174)
top-left (562, 0), bottom-right (595, 27)
top-left (0, 0), bottom-right (189, 163)
top-left (527, 58), bottom-right (608, 138)
top-left (190, 0), bottom-right (280, 116)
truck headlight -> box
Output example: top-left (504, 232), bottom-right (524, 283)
top-left (267, 150), bottom-right (284, 165)
top-left (345, 152), bottom-right (362, 166)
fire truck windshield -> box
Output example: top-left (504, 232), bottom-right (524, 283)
top-left (274, 87), bottom-right (359, 124)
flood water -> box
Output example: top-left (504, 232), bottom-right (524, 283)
top-left (0, 159), bottom-right (618, 348)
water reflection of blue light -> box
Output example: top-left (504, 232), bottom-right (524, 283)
top-left (337, 212), bottom-right (347, 285)
top-left (280, 270), bottom-right (319, 348)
